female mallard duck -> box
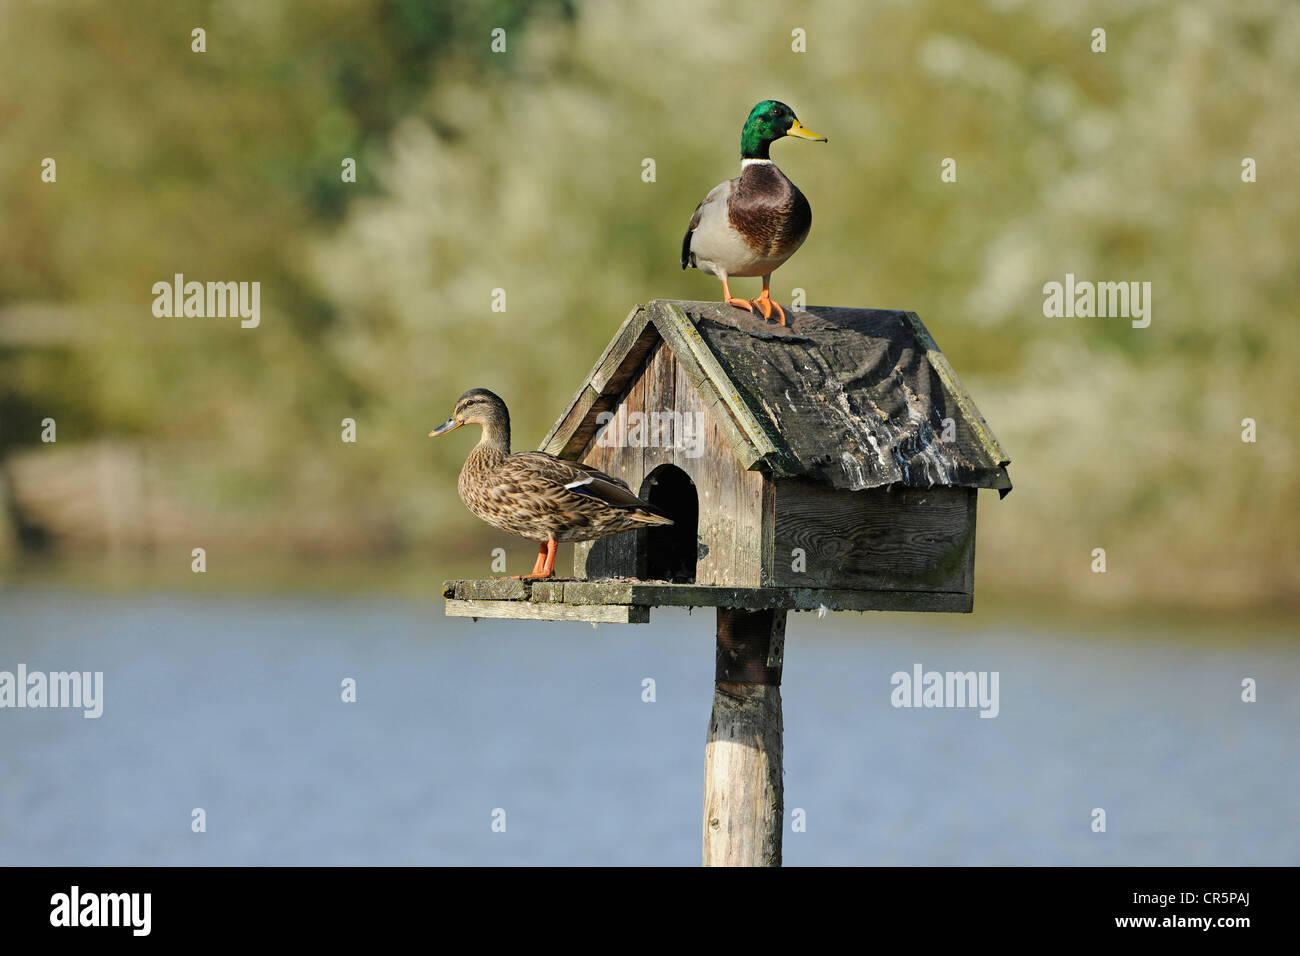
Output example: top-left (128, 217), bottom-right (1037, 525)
top-left (681, 100), bottom-right (827, 326)
top-left (429, 388), bottom-right (672, 579)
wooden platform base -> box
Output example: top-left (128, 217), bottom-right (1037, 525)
top-left (442, 578), bottom-right (972, 623)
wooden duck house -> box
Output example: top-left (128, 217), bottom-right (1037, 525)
top-left (445, 299), bottom-right (1011, 622)
top-left (442, 298), bottom-right (1011, 866)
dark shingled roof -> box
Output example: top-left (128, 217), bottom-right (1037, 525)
top-left (540, 300), bottom-right (1011, 495)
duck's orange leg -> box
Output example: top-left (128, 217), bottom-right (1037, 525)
top-left (513, 542), bottom-right (548, 579)
top-left (751, 276), bottom-right (786, 326)
top-left (522, 539), bottom-right (558, 580)
top-left (722, 277), bottom-right (754, 315)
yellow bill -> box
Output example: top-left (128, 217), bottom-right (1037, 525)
top-left (787, 118), bottom-right (827, 142)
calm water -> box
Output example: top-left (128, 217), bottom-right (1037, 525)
top-left (0, 588), bottom-right (1295, 866)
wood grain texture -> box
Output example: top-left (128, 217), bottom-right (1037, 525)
top-left (573, 334), bottom-right (766, 588)
top-left (772, 483), bottom-right (976, 592)
top-left (443, 579), bottom-right (974, 613)
top-left (540, 300), bottom-right (1012, 495)
top-left (444, 578), bottom-right (529, 600)
top-left (963, 488), bottom-right (977, 592)
top-left (703, 682), bottom-right (783, 866)
top-left (531, 300), bottom-right (1005, 598)
top-left (651, 302), bottom-right (772, 470)
top-left (444, 599), bottom-right (649, 623)
top-left (545, 384), bottom-right (601, 460)
top-left (899, 310), bottom-right (1012, 486)
top-left (592, 308), bottom-right (657, 395)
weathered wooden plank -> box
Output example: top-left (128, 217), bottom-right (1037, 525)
top-left (684, 303), bottom-right (1009, 492)
top-left (575, 341), bottom-right (656, 579)
top-left (592, 309), bottom-right (657, 395)
top-left (446, 578), bottom-right (529, 601)
top-left (689, 363), bottom-right (755, 587)
top-left (606, 326), bottom-right (760, 488)
top-left (572, 540), bottom-right (593, 579)
top-left (899, 310), bottom-right (1013, 483)
top-left (527, 581), bottom-right (567, 604)
top-left (551, 308), bottom-right (662, 462)
top-left (771, 483), bottom-right (975, 592)
top-left (541, 378), bottom-right (603, 458)
top-left (540, 301), bottom-right (1011, 496)
top-left (656, 302), bottom-right (779, 455)
top-left (570, 336), bottom-right (766, 588)
top-left (639, 338), bottom-right (679, 580)
top-left (580, 527), bottom-right (639, 581)
top-left (444, 599), bottom-right (650, 623)
top-left (445, 579), bottom-right (972, 614)
top-left (575, 536), bottom-right (637, 581)
top-left (792, 587), bottom-right (971, 612)
top-left (759, 474), bottom-right (777, 587)
top-left (652, 302), bottom-right (774, 471)
top-left (963, 487), bottom-right (977, 593)
top-left (546, 384), bottom-right (600, 458)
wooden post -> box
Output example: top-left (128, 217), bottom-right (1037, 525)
top-left (703, 607), bottom-right (786, 867)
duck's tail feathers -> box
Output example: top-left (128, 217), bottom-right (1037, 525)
top-left (626, 509), bottom-right (674, 527)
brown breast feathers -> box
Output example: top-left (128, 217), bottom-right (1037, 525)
top-left (726, 163), bottom-right (812, 259)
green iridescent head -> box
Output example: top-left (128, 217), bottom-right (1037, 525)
top-left (740, 100), bottom-right (827, 160)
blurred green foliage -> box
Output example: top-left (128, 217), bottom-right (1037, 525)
top-left (1, 0), bottom-right (1296, 607)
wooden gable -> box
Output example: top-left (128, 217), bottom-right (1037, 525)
top-left (575, 334), bottom-right (768, 587)
top-left (541, 299), bottom-right (1013, 496)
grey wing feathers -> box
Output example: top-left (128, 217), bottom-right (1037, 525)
top-left (563, 473), bottom-right (653, 510)
top-left (558, 458), bottom-right (634, 492)
top-left (680, 180), bottom-right (730, 270)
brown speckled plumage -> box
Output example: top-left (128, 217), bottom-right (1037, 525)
top-left (457, 444), bottom-right (671, 543)
top-left (434, 388), bottom-right (671, 553)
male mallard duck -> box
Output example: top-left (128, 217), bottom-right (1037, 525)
top-left (681, 100), bottom-right (827, 326)
top-left (429, 388), bottom-right (673, 579)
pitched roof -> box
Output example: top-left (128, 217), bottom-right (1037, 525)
top-left (540, 300), bottom-right (1012, 495)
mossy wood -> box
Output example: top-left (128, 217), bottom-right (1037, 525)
top-left (442, 578), bottom-right (972, 623)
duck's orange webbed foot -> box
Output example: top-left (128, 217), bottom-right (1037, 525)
top-left (512, 542), bottom-right (548, 579)
top-left (519, 540), bottom-right (557, 580)
top-left (751, 287), bottom-right (787, 326)
top-left (721, 278), bottom-right (755, 316)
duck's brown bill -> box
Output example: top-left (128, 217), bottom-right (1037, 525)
top-left (429, 416), bottom-right (462, 437)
